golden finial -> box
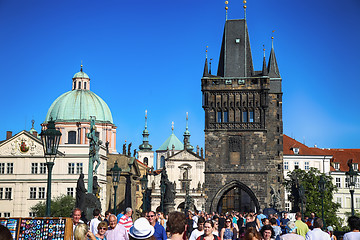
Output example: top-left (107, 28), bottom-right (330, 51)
top-left (80, 60), bottom-right (83, 72)
top-left (145, 109), bottom-right (147, 119)
top-left (271, 30), bottom-right (275, 48)
top-left (263, 44), bottom-right (266, 57)
top-left (186, 112), bottom-right (189, 120)
top-left (243, 0), bottom-right (247, 19)
top-left (171, 121), bottom-right (174, 132)
top-left (225, 1), bottom-right (228, 20)
top-left (206, 46), bottom-right (208, 58)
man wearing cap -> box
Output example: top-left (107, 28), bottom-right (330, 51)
top-left (305, 218), bottom-right (330, 240)
top-left (106, 214), bottom-right (129, 240)
top-left (147, 211), bottom-right (167, 240)
top-left (280, 221), bottom-right (304, 240)
top-left (129, 218), bottom-right (155, 240)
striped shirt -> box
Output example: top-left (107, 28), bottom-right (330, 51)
top-left (118, 215), bottom-right (133, 232)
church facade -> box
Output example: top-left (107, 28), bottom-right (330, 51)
top-left (202, 17), bottom-right (284, 212)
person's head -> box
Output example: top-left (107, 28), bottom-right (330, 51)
top-left (295, 212), bottom-right (302, 220)
top-left (327, 226), bottom-right (334, 233)
top-left (197, 217), bottom-right (205, 231)
top-left (204, 220), bottom-right (214, 236)
top-left (260, 225), bottom-right (274, 240)
top-left (0, 225), bottom-right (12, 240)
top-left (273, 213), bottom-right (278, 219)
top-left (225, 217), bottom-right (233, 229)
top-left (125, 207), bottom-right (133, 217)
top-left (74, 223), bottom-right (89, 240)
top-left (129, 217), bottom-right (155, 240)
top-left (167, 211), bottom-right (186, 235)
top-left (109, 214), bottom-right (118, 229)
top-left (310, 212), bottom-right (315, 219)
top-left (72, 208), bottom-right (82, 225)
top-left (348, 216), bottom-right (360, 231)
top-left (286, 221), bottom-right (297, 234)
top-left (313, 218), bottom-right (323, 229)
top-left (105, 211), bottom-right (111, 219)
top-left (97, 221), bottom-right (108, 236)
top-left (262, 218), bottom-right (270, 226)
top-left (269, 218), bottom-right (277, 226)
top-left (244, 227), bottom-right (262, 240)
top-left (93, 209), bottom-right (101, 217)
top-left (147, 211), bottom-right (157, 225)
top-left (283, 212), bottom-right (288, 219)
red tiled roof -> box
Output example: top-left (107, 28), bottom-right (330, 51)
top-left (283, 135), bottom-right (329, 155)
top-left (136, 159), bottom-right (149, 168)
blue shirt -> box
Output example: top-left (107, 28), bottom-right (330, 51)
top-left (116, 213), bottom-right (124, 222)
top-left (154, 222), bottom-right (167, 240)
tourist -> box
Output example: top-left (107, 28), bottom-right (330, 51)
top-left (119, 207), bottom-right (133, 233)
top-left (90, 209), bottom-right (102, 235)
top-left (243, 227), bottom-right (262, 240)
top-left (73, 208), bottom-right (85, 239)
top-left (193, 210), bottom-right (200, 230)
top-left (147, 211), bottom-right (167, 240)
top-left (220, 217), bottom-right (236, 240)
top-left (129, 217), bottom-right (155, 240)
top-left (280, 213), bottom-right (290, 234)
top-left (196, 220), bottom-right (218, 240)
top-left (294, 212), bottom-right (309, 238)
top-left (343, 216), bottom-right (360, 240)
top-left (326, 226), bottom-right (337, 240)
top-left (260, 224), bottom-right (275, 240)
top-left (95, 221), bottom-right (108, 240)
top-left (280, 221), bottom-right (304, 240)
top-left (104, 211), bottom-right (111, 225)
top-left (158, 212), bottom-right (167, 230)
top-left (189, 217), bottom-right (205, 240)
top-left (270, 218), bottom-right (281, 240)
top-left (212, 220), bottom-right (219, 236)
top-left (105, 214), bottom-right (128, 240)
top-left (74, 223), bottom-right (96, 240)
top-left (305, 218), bottom-right (330, 240)
top-left (262, 218), bottom-right (270, 226)
top-left (167, 211), bottom-right (187, 240)
top-left (257, 210), bottom-right (267, 228)
top-left (245, 213), bottom-right (259, 231)
top-left (0, 225), bottom-right (12, 240)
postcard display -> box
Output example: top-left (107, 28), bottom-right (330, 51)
top-left (0, 217), bottom-right (73, 240)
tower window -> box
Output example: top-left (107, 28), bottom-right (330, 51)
top-left (223, 111), bottom-right (228, 122)
top-left (68, 131), bottom-right (76, 144)
top-left (144, 157), bottom-right (149, 166)
top-left (249, 111), bottom-right (254, 123)
top-left (242, 111), bottom-right (247, 123)
top-left (84, 82), bottom-right (87, 90)
top-left (73, 81), bottom-right (76, 90)
top-left (78, 81), bottom-right (81, 89)
top-left (217, 111), bottom-right (222, 123)
top-left (160, 156), bottom-right (165, 168)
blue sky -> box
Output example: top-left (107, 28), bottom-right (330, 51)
top-left (0, 0), bottom-right (359, 152)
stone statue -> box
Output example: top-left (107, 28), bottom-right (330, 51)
top-left (123, 143), bottom-right (126, 155)
top-left (76, 173), bottom-right (87, 211)
top-left (270, 186), bottom-right (281, 211)
top-left (290, 171), bottom-right (301, 212)
top-left (161, 167), bottom-right (176, 204)
top-left (87, 118), bottom-right (102, 175)
top-left (93, 176), bottom-right (100, 199)
top-left (128, 142), bottom-right (132, 157)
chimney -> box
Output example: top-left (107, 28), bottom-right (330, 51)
top-left (32, 131), bottom-right (38, 138)
top-left (6, 131), bottom-right (12, 140)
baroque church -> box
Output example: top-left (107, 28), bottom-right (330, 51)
top-left (201, 6), bottom-right (284, 212)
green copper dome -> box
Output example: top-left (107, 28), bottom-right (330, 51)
top-left (73, 71), bottom-right (89, 79)
top-left (45, 90), bottom-right (113, 124)
top-left (157, 133), bottom-right (184, 151)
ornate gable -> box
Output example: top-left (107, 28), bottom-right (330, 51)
top-left (0, 131), bottom-right (43, 156)
top-left (168, 150), bottom-right (203, 161)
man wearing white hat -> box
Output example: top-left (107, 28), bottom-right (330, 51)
top-left (129, 217), bottom-right (155, 240)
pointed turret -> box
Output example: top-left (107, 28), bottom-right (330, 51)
top-left (203, 57), bottom-right (209, 77)
top-left (139, 110), bottom-right (152, 151)
top-left (267, 38), bottom-right (280, 78)
top-left (183, 112), bottom-right (194, 151)
top-left (262, 46), bottom-right (268, 76)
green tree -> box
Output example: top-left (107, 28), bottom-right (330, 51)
top-left (284, 167), bottom-right (342, 228)
top-left (30, 195), bottom-right (75, 217)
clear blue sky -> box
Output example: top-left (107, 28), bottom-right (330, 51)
top-left (1, 0), bottom-right (359, 151)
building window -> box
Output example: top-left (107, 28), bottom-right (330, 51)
top-left (160, 156), bottom-right (165, 168)
top-left (337, 197), bottom-right (342, 207)
top-left (31, 163), bottom-right (38, 174)
top-left (38, 187), bottom-right (45, 199)
top-left (336, 177), bottom-right (341, 188)
top-left (223, 111), bottom-right (229, 122)
top-left (78, 81), bottom-right (81, 89)
top-left (217, 111), bottom-right (222, 123)
top-left (356, 178), bottom-right (360, 189)
top-left (356, 198), bottom-right (360, 209)
top-left (4, 213), bottom-right (10, 218)
top-left (40, 163), bottom-right (46, 174)
top-left (68, 131), bottom-right (76, 144)
top-left (345, 178), bottom-right (349, 188)
top-left (242, 111), bottom-right (248, 123)
top-left (0, 188), bottom-right (3, 199)
top-left (0, 163), bottom-right (5, 174)
top-left (68, 163), bottom-right (75, 174)
top-left (285, 202), bottom-right (290, 212)
top-left (76, 163), bottom-right (83, 174)
top-left (249, 111), bottom-right (254, 123)
top-left (144, 157), bottom-right (149, 166)
top-left (84, 82), bottom-right (87, 90)
top-left (305, 162), bottom-right (310, 170)
top-left (353, 163), bottom-right (358, 171)
top-left (6, 163), bottom-right (13, 174)
top-left (67, 188), bottom-right (74, 197)
top-left (284, 162), bottom-right (289, 170)
top-left (29, 212), bottom-right (36, 217)
top-left (5, 188), bottom-right (12, 199)
top-left (294, 162), bottom-right (299, 169)
top-left (30, 187), bottom-right (37, 199)
top-left (334, 163), bottom-right (340, 170)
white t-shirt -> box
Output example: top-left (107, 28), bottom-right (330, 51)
top-left (193, 215), bottom-right (199, 228)
top-left (89, 217), bottom-right (101, 235)
top-left (343, 231), bottom-right (360, 240)
top-left (189, 229), bottom-right (204, 240)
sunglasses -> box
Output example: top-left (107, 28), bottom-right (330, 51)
top-left (99, 228), bottom-right (107, 230)
top-left (226, 221), bottom-right (231, 223)
top-left (147, 215), bottom-right (155, 217)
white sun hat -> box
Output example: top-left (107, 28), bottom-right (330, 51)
top-left (129, 217), bottom-right (155, 240)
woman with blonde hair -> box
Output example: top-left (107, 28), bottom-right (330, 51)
top-left (95, 221), bottom-right (108, 240)
top-left (74, 223), bottom-right (96, 240)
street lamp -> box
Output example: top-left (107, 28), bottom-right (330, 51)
top-left (345, 159), bottom-right (358, 216)
top-left (318, 175), bottom-right (326, 229)
top-left (39, 118), bottom-right (62, 217)
top-left (140, 173), bottom-right (148, 212)
top-left (110, 161), bottom-right (121, 216)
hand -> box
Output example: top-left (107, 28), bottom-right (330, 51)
top-left (87, 231), bottom-right (96, 240)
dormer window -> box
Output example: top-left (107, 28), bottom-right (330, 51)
top-left (292, 148), bottom-right (299, 154)
top-left (334, 163), bottom-right (340, 170)
top-left (353, 163), bottom-right (358, 171)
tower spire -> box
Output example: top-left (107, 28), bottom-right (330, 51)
top-left (268, 31), bottom-right (281, 78)
top-left (80, 60), bottom-right (83, 72)
top-left (139, 110), bottom-right (152, 151)
top-left (262, 45), bottom-right (268, 76)
top-left (183, 112), bottom-right (194, 151)
top-left (243, 0), bottom-right (247, 20)
top-left (203, 46), bottom-right (209, 77)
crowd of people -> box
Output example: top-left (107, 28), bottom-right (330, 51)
top-left (68, 207), bottom-right (360, 240)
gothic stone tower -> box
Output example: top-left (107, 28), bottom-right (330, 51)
top-left (202, 18), bottom-right (284, 212)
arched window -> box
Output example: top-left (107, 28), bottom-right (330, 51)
top-left (84, 82), bottom-right (87, 90)
top-left (78, 81), bottom-right (81, 89)
top-left (68, 131), bottom-right (76, 144)
top-left (224, 110), bottom-right (229, 122)
top-left (217, 111), bottom-right (222, 123)
top-left (144, 157), bottom-right (149, 166)
top-left (160, 156), bottom-right (165, 168)
top-left (73, 81), bottom-right (76, 90)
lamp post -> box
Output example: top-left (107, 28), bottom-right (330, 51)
top-left (39, 118), bottom-right (62, 217)
top-left (140, 173), bottom-right (148, 212)
top-left (345, 159), bottom-right (358, 216)
top-left (110, 161), bottom-right (121, 216)
top-left (318, 175), bottom-right (326, 229)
